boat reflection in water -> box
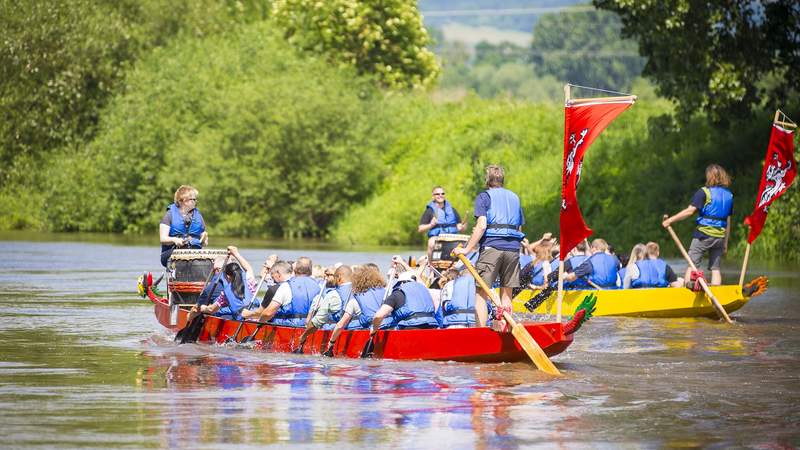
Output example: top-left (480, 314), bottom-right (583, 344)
top-left (137, 347), bottom-right (571, 447)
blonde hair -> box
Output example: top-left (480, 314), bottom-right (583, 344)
top-left (174, 185), bottom-right (198, 205)
top-left (705, 164), bottom-right (731, 187)
top-left (532, 243), bottom-right (552, 266)
top-left (352, 266), bottom-right (386, 294)
top-left (485, 164), bottom-right (505, 188)
top-left (591, 238), bottom-right (609, 253)
top-left (627, 243), bottom-right (646, 270)
top-left (645, 241), bottom-right (660, 258)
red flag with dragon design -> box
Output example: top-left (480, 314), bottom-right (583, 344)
top-left (559, 97), bottom-right (635, 260)
top-left (744, 123), bottom-right (797, 243)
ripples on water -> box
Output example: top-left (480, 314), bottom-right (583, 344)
top-left (0, 237), bottom-right (798, 448)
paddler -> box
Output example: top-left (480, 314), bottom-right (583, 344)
top-left (662, 164), bottom-right (733, 286)
top-left (418, 186), bottom-right (467, 261)
top-left (369, 268), bottom-right (440, 332)
top-left (563, 238), bottom-right (620, 289)
top-left (195, 246), bottom-right (257, 319)
top-left (159, 185), bottom-right (208, 267)
top-left (294, 265), bottom-right (353, 353)
top-left (630, 242), bottom-right (684, 288)
top-left (452, 164), bottom-right (526, 329)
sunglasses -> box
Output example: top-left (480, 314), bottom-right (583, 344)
top-left (433, 192), bottom-right (445, 196)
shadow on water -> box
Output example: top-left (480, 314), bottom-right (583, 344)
top-left (0, 236), bottom-right (799, 448)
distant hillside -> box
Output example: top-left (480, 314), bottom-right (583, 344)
top-left (419, 0), bottom-right (586, 33)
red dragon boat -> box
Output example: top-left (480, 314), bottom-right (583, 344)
top-left (137, 249), bottom-right (590, 363)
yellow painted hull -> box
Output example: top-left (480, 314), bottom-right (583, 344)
top-left (512, 285), bottom-right (752, 318)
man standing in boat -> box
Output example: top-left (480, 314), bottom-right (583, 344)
top-left (418, 186), bottom-right (467, 260)
top-left (453, 164), bottom-right (525, 329)
top-left (662, 164), bottom-right (733, 286)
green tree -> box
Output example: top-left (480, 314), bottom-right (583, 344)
top-left (594, 0), bottom-right (800, 122)
top-left (271, 0), bottom-right (440, 89)
top-left (530, 7), bottom-right (644, 90)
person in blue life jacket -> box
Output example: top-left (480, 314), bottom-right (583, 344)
top-left (620, 243), bottom-right (646, 289)
top-left (452, 165), bottom-right (526, 329)
top-left (159, 185), bottom-right (209, 267)
top-left (440, 269), bottom-right (494, 328)
top-left (294, 265), bottom-right (353, 352)
top-left (242, 258), bottom-right (320, 327)
top-left (631, 242), bottom-right (684, 289)
top-left (563, 239), bottom-right (621, 289)
top-left (196, 256), bottom-right (227, 306)
top-left (663, 164), bottom-right (733, 286)
top-left (195, 246), bottom-right (257, 320)
top-left (324, 265), bottom-right (391, 356)
top-left (559, 240), bottom-right (591, 289)
top-left (370, 269), bottom-right (440, 335)
top-left (418, 186), bottom-right (468, 261)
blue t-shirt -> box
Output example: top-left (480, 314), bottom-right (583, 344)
top-left (474, 191), bottom-right (524, 251)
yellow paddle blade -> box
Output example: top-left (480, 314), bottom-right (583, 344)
top-left (511, 323), bottom-right (561, 375)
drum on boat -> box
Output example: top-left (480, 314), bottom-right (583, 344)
top-left (430, 233), bottom-right (470, 269)
top-left (166, 248), bottom-right (227, 304)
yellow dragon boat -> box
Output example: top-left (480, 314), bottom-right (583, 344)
top-left (512, 278), bottom-right (767, 319)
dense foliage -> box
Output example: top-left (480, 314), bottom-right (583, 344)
top-left (594, 0), bottom-right (800, 122)
top-left (272, 0), bottom-right (440, 89)
top-left (0, 0), bottom-right (270, 185)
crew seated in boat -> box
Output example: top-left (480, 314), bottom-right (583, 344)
top-left (307, 265), bottom-right (352, 331)
top-left (159, 185), bottom-right (209, 267)
top-left (241, 259), bottom-right (320, 327)
top-left (196, 256), bottom-right (226, 306)
top-left (528, 240), bottom-right (558, 290)
top-left (563, 239), bottom-right (621, 289)
top-left (324, 265), bottom-right (392, 354)
top-left (630, 242), bottom-right (684, 288)
top-left (195, 247), bottom-right (257, 319)
top-left (372, 269), bottom-right (441, 331)
top-left (418, 186), bottom-right (467, 261)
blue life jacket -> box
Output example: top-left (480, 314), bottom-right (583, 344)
top-left (442, 276), bottom-right (477, 327)
top-left (328, 283), bottom-right (353, 323)
top-left (349, 287), bottom-right (393, 330)
top-left (218, 268), bottom-right (255, 320)
top-left (531, 259), bottom-right (555, 286)
top-left (197, 273), bottom-right (224, 305)
top-left (563, 254), bottom-right (589, 289)
top-left (393, 281), bottom-right (439, 329)
top-left (484, 188), bottom-right (525, 240)
top-left (519, 253), bottom-right (533, 269)
top-left (588, 253), bottom-right (620, 288)
top-left (272, 276), bottom-right (320, 327)
top-left (617, 267), bottom-right (627, 288)
top-left (632, 258), bottom-right (669, 288)
top-left (426, 200), bottom-right (459, 237)
top-left (696, 186), bottom-right (733, 231)
top-left (161, 203), bottom-right (205, 253)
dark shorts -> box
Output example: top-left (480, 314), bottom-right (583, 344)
top-left (476, 247), bottom-right (520, 288)
top-left (688, 237), bottom-right (725, 271)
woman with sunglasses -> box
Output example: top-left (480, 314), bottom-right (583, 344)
top-left (418, 186), bottom-right (467, 260)
top-left (159, 185), bottom-right (209, 266)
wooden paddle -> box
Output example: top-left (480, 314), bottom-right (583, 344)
top-left (663, 216), bottom-right (733, 323)
top-left (454, 250), bottom-right (561, 375)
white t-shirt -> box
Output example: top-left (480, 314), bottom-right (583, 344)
top-left (271, 281), bottom-right (293, 308)
top-left (344, 297), bottom-right (361, 317)
top-left (623, 264), bottom-right (640, 289)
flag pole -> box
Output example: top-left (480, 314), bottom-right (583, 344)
top-left (557, 84), bottom-right (571, 323)
top-left (738, 243), bottom-right (751, 287)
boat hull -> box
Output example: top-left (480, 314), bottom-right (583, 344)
top-left (151, 295), bottom-right (573, 363)
top-left (513, 285), bottom-right (751, 319)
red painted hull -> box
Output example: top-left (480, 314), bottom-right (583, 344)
top-left (150, 295), bottom-right (573, 363)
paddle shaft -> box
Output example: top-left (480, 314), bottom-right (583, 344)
top-left (663, 221), bottom-right (733, 323)
top-left (455, 253), bottom-right (561, 375)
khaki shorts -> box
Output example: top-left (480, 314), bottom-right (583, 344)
top-left (476, 247), bottom-right (520, 288)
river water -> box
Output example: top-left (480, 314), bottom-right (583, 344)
top-left (1, 234), bottom-right (798, 448)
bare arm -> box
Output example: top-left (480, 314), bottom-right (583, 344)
top-left (723, 217), bottom-right (731, 253)
top-left (453, 216), bottom-right (486, 255)
top-left (328, 312), bottom-right (353, 344)
top-left (227, 246), bottom-right (253, 274)
top-left (370, 305), bottom-right (394, 334)
top-left (160, 224), bottom-right (184, 246)
top-left (662, 205), bottom-right (697, 228)
top-left (258, 301), bottom-right (282, 322)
